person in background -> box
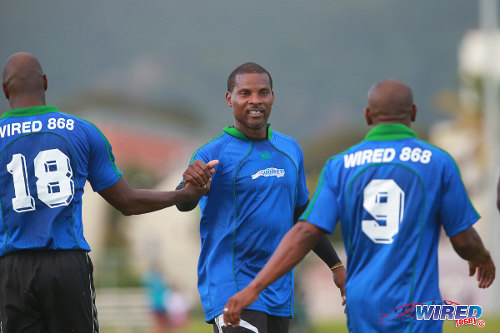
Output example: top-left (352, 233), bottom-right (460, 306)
top-left (143, 263), bottom-right (171, 333)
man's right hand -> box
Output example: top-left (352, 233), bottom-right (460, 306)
top-left (181, 181), bottom-right (210, 199)
top-left (331, 263), bottom-right (347, 306)
top-left (468, 252), bottom-right (495, 289)
top-left (183, 160), bottom-right (219, 188)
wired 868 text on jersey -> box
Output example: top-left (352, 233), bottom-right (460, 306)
top-left (344, 147), bottom-right (432, 169)
top-left (0, 117), bottom-right (75, 138)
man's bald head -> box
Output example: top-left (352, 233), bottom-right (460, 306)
top-left (364, 79), bottom-right (416, 127)
top-left (2, 52), bottom-right (46, 99)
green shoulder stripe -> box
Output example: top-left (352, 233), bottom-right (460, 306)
top-left (189, 130), bottom-right (226, 163)
top-left (302, 154), bottom-right (343, 220)
top-left (419, 140), bottom-right (480, 218)
top-left (302, 167), bottom-right (326, 220)
top-left (73, 116), bottom-right (122, 177)
top-left (1, 105), bottom-right (59, 119)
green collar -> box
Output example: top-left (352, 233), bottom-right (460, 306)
top-left (364, 123), bottom-right (418, 141)
top-left (1, 105), bottom-right (59, 119)
top-left (223, 124), bottom-right (273, 141)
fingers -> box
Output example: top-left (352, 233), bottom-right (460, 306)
top-left (470, 259), bottom-right (496, 289)
top-left (183, 160), bottom-right (215, 187)
top-left (223, 287), bottom-right (260, 327)
top-left (223, 299), bottom-right (241, 327)
top-left (468, 262), bottom-right (476, 277)
top-left (332, 266), bottom-right (346, 295)
top-left (331, 267), bottom-right (346, 309)
top-left (476, 262), bottom-right (495, 289)
top-left (339, 283), bottom-right (346, 307)
top-left (207, 159), bottom-right (219, 169)
top-left (184, 181), bottom-right (209, 196)
top-left (207, 160), bottom-right (219, 177)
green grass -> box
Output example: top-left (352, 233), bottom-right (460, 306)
top-left (192, 317), bottom-right (500, 333)
top-left (310, 318), bottom-right (500, 333)
top-left (443, 317), bottom-right (500, 332)
top-left (101, 317), bottom-right (500, 333)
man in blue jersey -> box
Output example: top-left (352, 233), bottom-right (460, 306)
top-left (222, 79), bottom-right (496, 332)
top-left (0, 52), bottom-right (217, 333)
top-left (176, 62), bottom-right (346, 333)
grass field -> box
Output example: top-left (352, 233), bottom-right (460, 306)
top-left (183, 317), bottom-right (500, 333)
top-left (102, 317), bottom-right (500, 333)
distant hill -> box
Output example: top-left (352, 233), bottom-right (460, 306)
top-left (0, 0), bottom-right (478, 144)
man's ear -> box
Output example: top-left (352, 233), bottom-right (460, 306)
top-left (411, 104), bottom-right (417, 122)
top-left (364, 108), bottom-right (373, 126)
top-left (2, 82), bottom-right (8, 100)
top-left (225, 91), bottom-right (232, 107)
top-left (43, 74), bottom-right (48, 91)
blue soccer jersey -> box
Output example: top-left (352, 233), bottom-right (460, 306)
top-left (301, 124), bottom-right (479, 333)
top-left (189, 126), bottom-right (309, 322)
top-left (0, 106), bottom-right (122, 257)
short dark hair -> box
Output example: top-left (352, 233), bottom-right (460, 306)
top-left (227, 62), bottom-right (273, 92)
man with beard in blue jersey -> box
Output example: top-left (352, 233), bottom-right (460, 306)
top-left (176, 62), bottom-right (346, 333)
top-left (222, 79), bottom-right (495, 332)
top-left (0, 52), bottom-right (216, 333)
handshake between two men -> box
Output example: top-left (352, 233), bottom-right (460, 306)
top-left (180, 160), bottom-right (219, 196)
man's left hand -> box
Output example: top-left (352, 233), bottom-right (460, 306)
top-left (332, 263), bottom-right (346, 306)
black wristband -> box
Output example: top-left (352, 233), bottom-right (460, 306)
top-left (175, 182), bottom-right (199, 211)
top-left (312, 234), bottom-right (341, 268)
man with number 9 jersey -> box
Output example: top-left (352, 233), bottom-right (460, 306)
top-left (300, 80), bottom-right (495, 332)
top-left (222, 79), bottom-right (495, 333)
top-left (0, 53), bottom-right (215, 333)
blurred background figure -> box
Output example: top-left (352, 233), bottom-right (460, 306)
top-left (142, 262), bottom-right (171, 333)
top-left (166, 285), bottom-right (192, 331)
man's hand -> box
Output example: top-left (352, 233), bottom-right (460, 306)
top-left (223, 221), bottom-right (323, 326)
top-left (223, 286), bottom-right (259, 326)
top-left (181, 181), bottom-right (210, 200)
top-left (183, 160), bottom-right (219, 188)
top-left (468, 252), bottom-right (495, 288)
top-left (332, 263), bottom-right (346, 305)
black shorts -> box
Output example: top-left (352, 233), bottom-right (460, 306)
top-left (212, 309), bottom-right (289, 333)
top-left (0, 250), bottom-right (99, 333)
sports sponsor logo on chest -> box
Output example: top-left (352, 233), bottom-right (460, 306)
top-left (251, 167), bottom-right (285, 180)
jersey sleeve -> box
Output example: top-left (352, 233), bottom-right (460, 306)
top-left (296, 146), bottom-right (309, 207)
top-left (299, 161), bottom-right (339, 233)
top-left (439, 155), bottom-right (480, 237)
top-left (86, 124), bottom-right (123, 192)
top-left (177, 146), bottom-right (212, 185)
top-left (189, 146), bottom-right (211, 164)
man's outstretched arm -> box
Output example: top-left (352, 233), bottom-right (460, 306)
top-left (294, 204), bottom-right (345, 300)
top-left (223, 221), bottom-right (324, 326)
top-left (175, 159), bottom-right (219, 211)
top-left (449, 226), bottom-right (495, 289)
top-left (99, 160), bottom-right (218, 215)
top-left (174, 182), bottom-right (200, 211)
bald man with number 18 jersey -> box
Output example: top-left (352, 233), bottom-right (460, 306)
top-left (0, 52), bottom-right (214, 333)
